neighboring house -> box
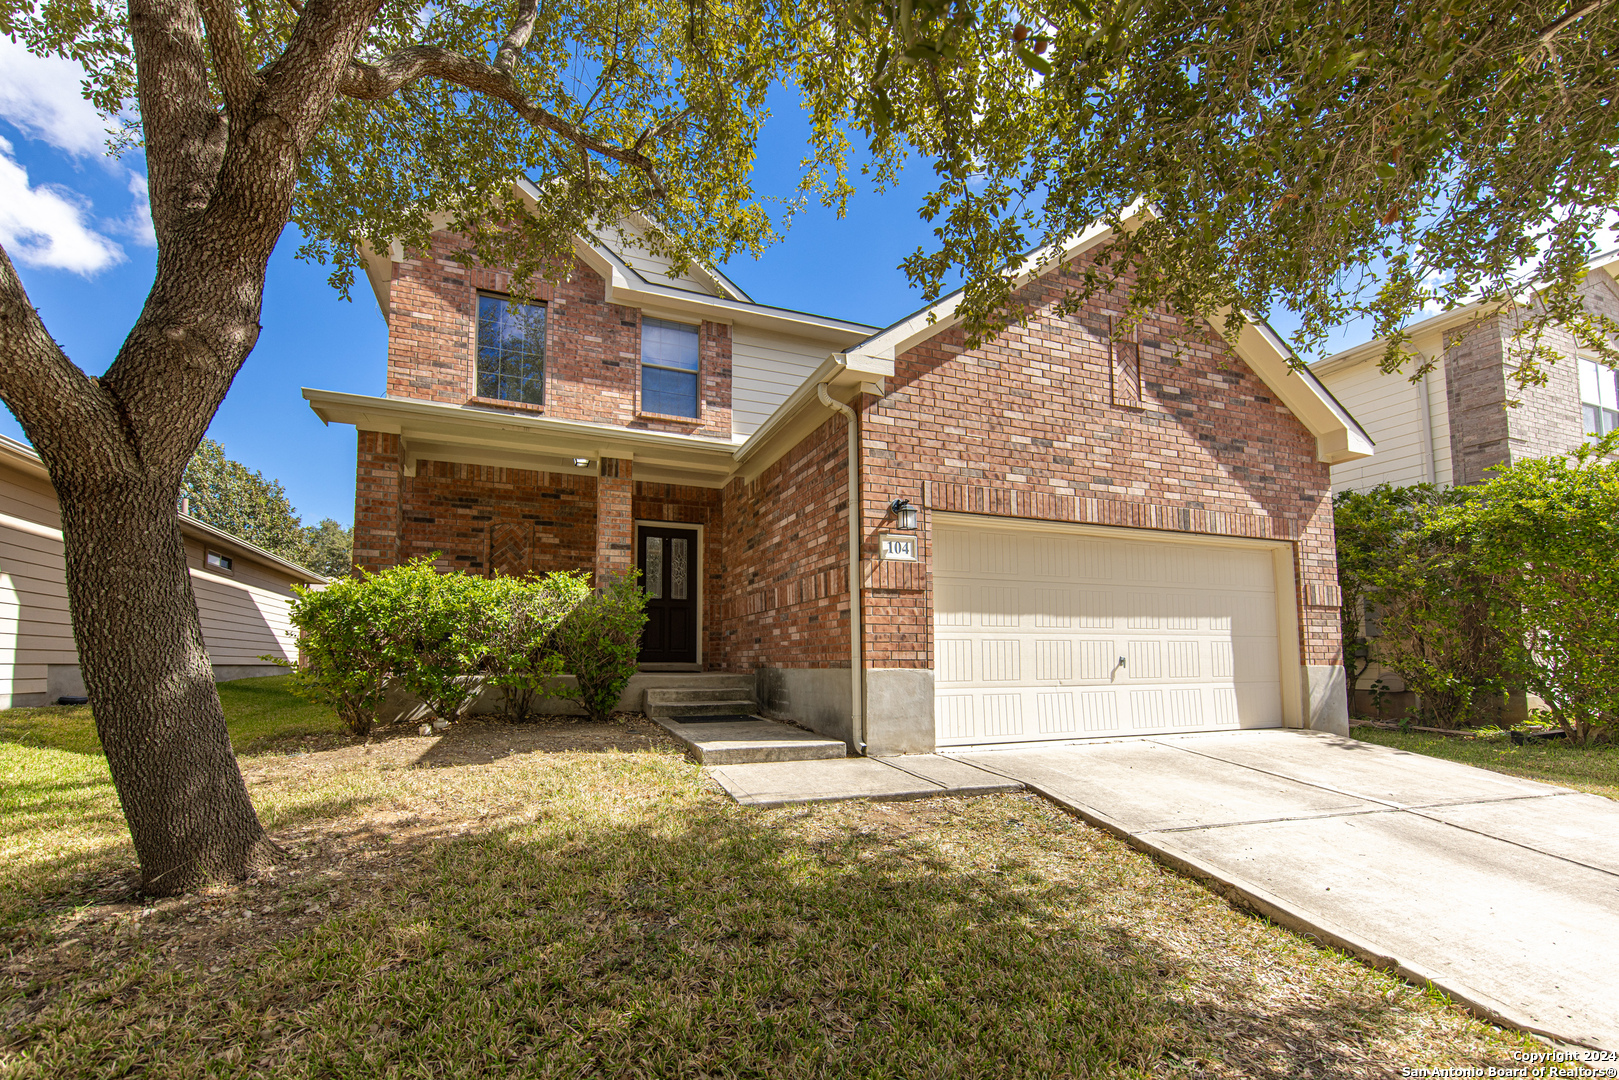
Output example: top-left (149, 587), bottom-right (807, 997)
top-left (1310, 252), bottom-right (1619, 494)
top-left (0, 434), bottom-right (326, 708)
top-left (1310, 255), bottom-right (1619, 720)
top-left (306, 203), bottom-right (1371, 753)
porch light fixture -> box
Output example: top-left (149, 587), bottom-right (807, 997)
top-left (887, 498), bottom-right (918, 531)
top-left (572, 457), bottom-right (592, 468)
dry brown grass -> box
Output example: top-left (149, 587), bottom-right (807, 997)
top-left (0, 713), bottom-right (1534, 1078)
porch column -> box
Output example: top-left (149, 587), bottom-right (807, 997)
top-left (595, 457), bottom-right (634, 585)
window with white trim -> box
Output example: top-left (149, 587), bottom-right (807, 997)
top-left (205, 550), bottom-right (233, 572)
top-left (1579, 357), bottom-right (1618, 437)
top-left (640, 318), bottom-right (700, 418)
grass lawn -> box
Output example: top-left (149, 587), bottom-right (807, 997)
top-left (1351, 725), bottom-right (1619, 801)
top-left (0, 683), bottom-right (1533, 1078)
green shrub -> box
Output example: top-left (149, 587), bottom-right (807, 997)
top-left (368, 559), bottom-right (503, 723)
top-left (1426, 433), bottom-right (1619, 744)
top-left (1334, 484), bottom-right (1507, 727)
top-left (276, 574), bottom-right (396, 736)
top-left (552, 572), bottom-right (648, 723)
top-left (480, 570), bottom-right (593, 722)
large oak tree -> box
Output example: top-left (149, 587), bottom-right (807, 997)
top-left (3, 0), bottom-right (1615, 893)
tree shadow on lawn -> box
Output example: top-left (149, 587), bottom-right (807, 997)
top-left (2, 781), bottom-right (1523, 1079)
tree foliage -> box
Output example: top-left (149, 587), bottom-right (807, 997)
top-left (182, 439), bottom-right (352, 576)
top-left (874, 0), bottom-right (1619, 386)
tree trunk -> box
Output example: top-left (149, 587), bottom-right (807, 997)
top-left (58, 468), bottom-right (274, 894)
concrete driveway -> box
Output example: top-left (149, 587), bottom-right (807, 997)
top-left (959, 730), bottom-right (1619, 1050)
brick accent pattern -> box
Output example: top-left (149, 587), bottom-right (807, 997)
top-left (595, 458), bottom-right (634, 583)
top-left (1443, 272), bottom-right (1619, 484)
top-left (352, 434), bottom-right (597, 577)
top-left (384, 231), bottom-right (732, 439)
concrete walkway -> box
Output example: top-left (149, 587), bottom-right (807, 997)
top-left (959, 730), bottom-right (1619, 1050)
top-left (708, 754), bottom-right (1023, 807)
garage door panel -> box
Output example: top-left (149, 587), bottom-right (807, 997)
top-left (934, 521), bottom-right (1286, 748)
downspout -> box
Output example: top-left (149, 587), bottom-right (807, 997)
top-left (1417, 364), bottom-right (1437, 484)
top-left (817, 377), bottom-right (865, 755)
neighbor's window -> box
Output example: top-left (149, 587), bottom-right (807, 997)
top-left (205, 550), bottom-right (233, 572)
top-left (476, 294), bottom-right (546, 405)
top-left (1580, 358), bottom-right (1618, 437)
top-left (641, 317), bottom-right (700, 418)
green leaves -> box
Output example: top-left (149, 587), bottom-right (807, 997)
top-left (181, 439), bottom-right (351, 576)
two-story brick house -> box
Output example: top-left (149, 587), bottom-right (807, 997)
top-left (306, 202), bottom-right (1372, 754)
top-left (1311, 253), bottom-right (1619, 494)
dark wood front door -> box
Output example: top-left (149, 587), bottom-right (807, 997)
top-left (638, 526), bottom-right (699, 664)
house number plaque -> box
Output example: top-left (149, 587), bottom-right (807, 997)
top-left (879, 533), bottom-right (917, 561)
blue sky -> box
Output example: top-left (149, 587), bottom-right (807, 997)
top-left (0, 41), bottom-right (1353, 528)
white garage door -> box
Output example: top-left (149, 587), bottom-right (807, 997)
top-left (933, 518), bottom-right (1285, 748)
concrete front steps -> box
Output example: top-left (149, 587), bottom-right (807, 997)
top-left (640, 673), bottom-right (846, 765)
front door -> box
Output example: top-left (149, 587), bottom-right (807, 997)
top-left (637, 526), bottom-right (699, 664)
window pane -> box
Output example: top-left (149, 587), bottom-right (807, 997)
top-left (642, 367), bottom-right (699, 417)
top-left (1587, 404), bottom-right (1603, 437)
top-left (476, 295), bottom-right (545, 404)
top-left (1603, 366), bottom-right (1618, 411)
top-left (642, 317), bottom-right (700, 372)
top-left (645, 538), bottom-right (663, 599)
top-left (671, 538), bottom-right (688, 600)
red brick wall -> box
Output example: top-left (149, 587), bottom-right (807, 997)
top-left (716, 261), bottom-right (1342, 674)
top-left (633, 482), bottom-right (726, 667)
top-left (715, 416), bottom-right (853, 671)
top-left (352, 434), bottom-right (596, 577)
top-left (384, 231), bottom-right (732, 439)
top-left (857, 262), bottom-right (1340, 667)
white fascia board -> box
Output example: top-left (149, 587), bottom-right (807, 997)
top-left (846, 207), bottom-right (1140, 366)
top-left (1228, 315), bottom-right (1374, 464)
top-left (303, 388), bottom-right (739, 478)
top-left (621, 211), bottom-right (754, 303)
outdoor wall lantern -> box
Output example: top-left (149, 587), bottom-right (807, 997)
top-left (888, 498), bottom-right (918, 531)
top-left (572, 457), bottom-right (592, 468)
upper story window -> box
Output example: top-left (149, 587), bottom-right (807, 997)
top-left (476, 294), bottom-right (546, 405)
top-left (641, 317), bottom-right (701, 418)
top-left (1579, 357), bottom-right (1618, 437)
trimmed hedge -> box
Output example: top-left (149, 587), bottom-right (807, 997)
top-left (277, 559), bottom-right (645, 732)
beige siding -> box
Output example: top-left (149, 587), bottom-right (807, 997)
top-left (731, 328), bottom-right (833, 437)
top-left (1324, 357), bottom-right (1453, 493)
top-left (603, 223), bottom-right (717, 296)
top-left (1, 461), bottom-right (308, 705)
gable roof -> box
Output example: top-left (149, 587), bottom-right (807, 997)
top-left (841, 207), bottom-right (1373, 465)
top-left (1310, 249), bottom-right (1619, 380)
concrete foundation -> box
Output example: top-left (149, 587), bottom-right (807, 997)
top-left (756, 666), bottom-right (854, 748)
top-left (40, 662), bottom-right (285, 704)
top-left (864, 668), bottom-right (935, 755)
top-left (1304, 664), bottom-right (1350, 736)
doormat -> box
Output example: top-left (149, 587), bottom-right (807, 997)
top-left (675, 715), bottom-right (765, 724)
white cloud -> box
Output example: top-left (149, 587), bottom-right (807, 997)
top-left (106, 171), bottom-right (157, 247)
top-left (0, 38), bottom-right (114, 158)
top-left (0, 137), bottom-right (125, 274)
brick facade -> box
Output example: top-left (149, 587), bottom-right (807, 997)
top-left (385, 231), bottom-right (733, 439)
top-left (352, 438), bottom-right (597, 577)
top-left (715, 416), bottom-right (854, 671)
top-left (1444, 273), bottom-right (1619, 485)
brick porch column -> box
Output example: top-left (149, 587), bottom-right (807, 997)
top-left (595, 457), bottom-right (634, 585)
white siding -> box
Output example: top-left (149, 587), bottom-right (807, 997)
top-left (731, 328), bottom-right (833, 437)
top-left (602, 223), bottom-right (718, 296)
top-left (1324, 358), bottom-right (1452, 493)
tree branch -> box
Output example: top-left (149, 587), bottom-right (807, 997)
top-left (198, 0), bottom-right (264, 119)
top-left (0, 244), bottom-right (126, 476)
top-left (337, 45), bottom-right (666, 191)
top-left (1537, 0), bottom-right (1616, 44)
top-left (494, 0), bottom-right (540, 74)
